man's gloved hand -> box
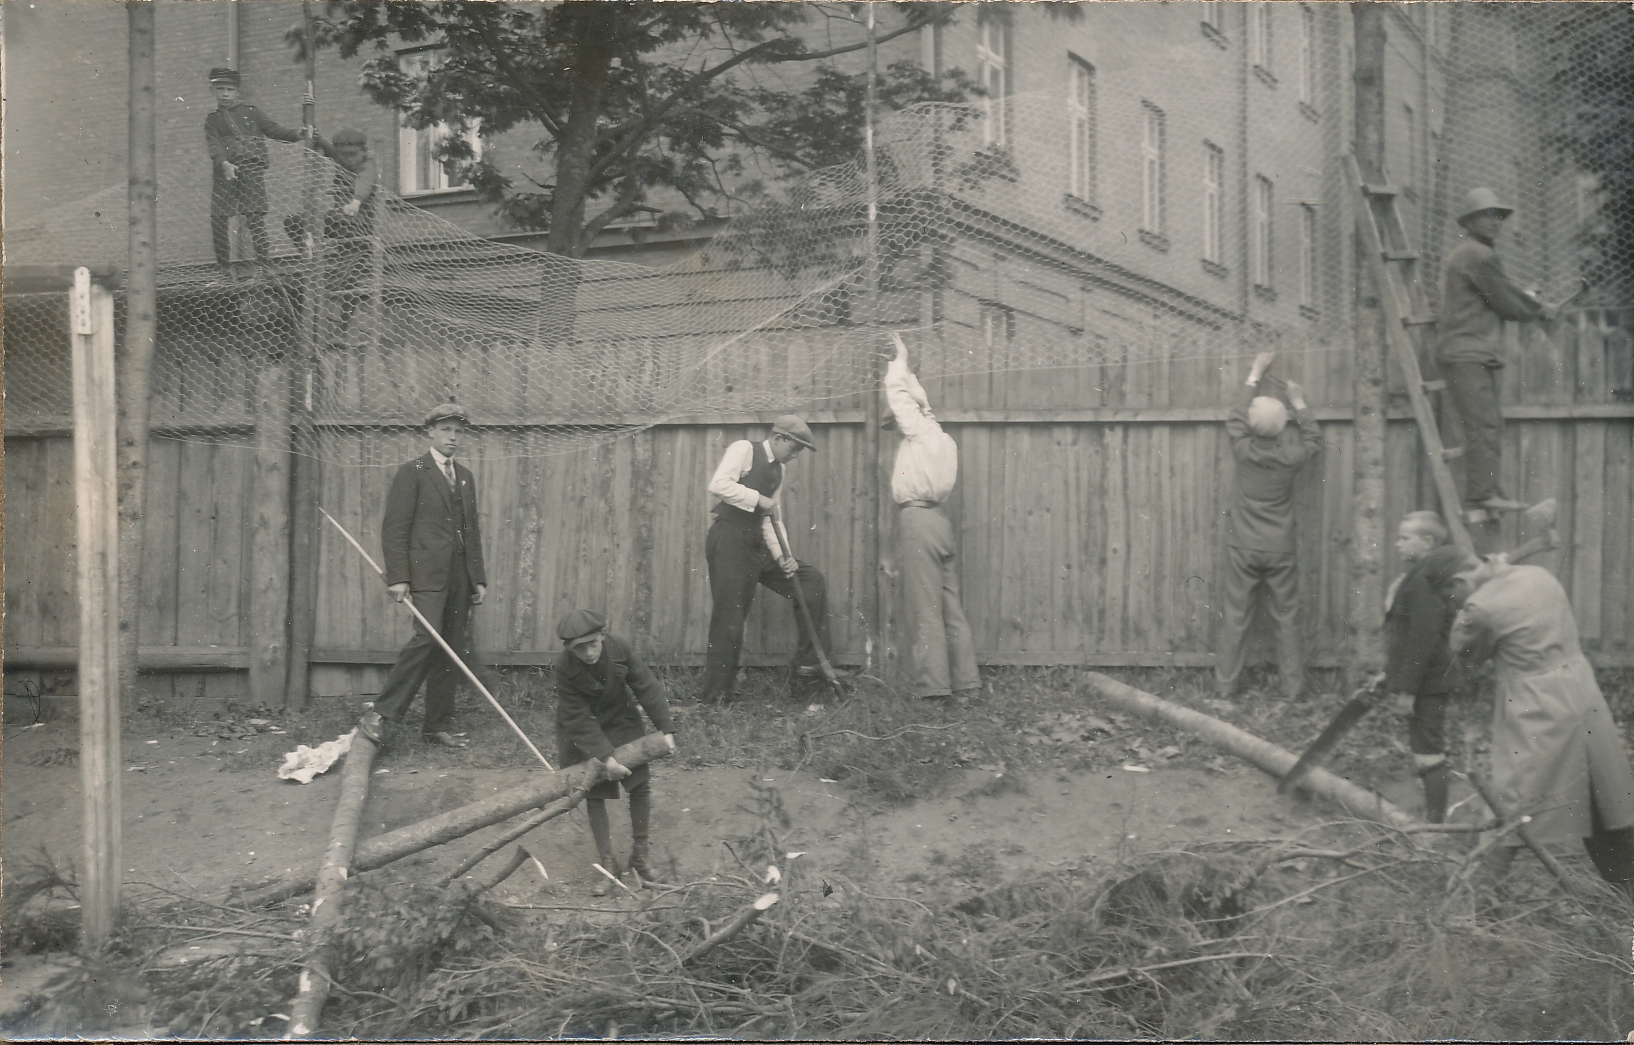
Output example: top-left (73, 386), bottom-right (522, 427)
top-left (604, 756), bottom-right (632, 781)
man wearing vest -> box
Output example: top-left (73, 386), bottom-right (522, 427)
top-left (700, 415), bottom-right (842, 704)
top-left (358, 402), bottom-right (487, 748)
top-left (883, 336), bottom-right (980, 701)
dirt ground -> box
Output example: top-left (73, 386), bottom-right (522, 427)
top-left (1, 711), bottom-right (1315, 911)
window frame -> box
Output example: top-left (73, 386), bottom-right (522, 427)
top-left (1203, 141), bottom-right (1224, 266)
top-left (397, 47), bottom-right (483, 196)
top-left (1253, 174), bottom-right (1275, 290)
top-left (1141, 101), bottom-right (1166, 236)
top-left (1298, 5), bottom-right (1317, 106)
top-left (1250, 3), bottom-right (1272, 75)
top-left (976, 17), bottom-right (1009, 148)
top-left (1299, 202), bottom-right (1318, 309)
top-left (1067, 55), bottom-right (1096, 204)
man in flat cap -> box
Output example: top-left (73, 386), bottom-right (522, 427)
top-left (882, 335), bottom-right (980, 702)
top-left (284, 127), bottom-right (380, 251)
top-left (554, 609), bottom-right (677, 893)
top-left (700, 415), bottom-right (844, 704)
top-left (1215, 352), bottom-right (1322, 703)
top-left (1436, 187), bottom-right (1559, 514)
top-left (358, 403), bottom-right (487, 748)
top-left (203, 68), bottom-right (310, 273)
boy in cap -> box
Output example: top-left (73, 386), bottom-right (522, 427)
top-left (358, 403), bottom-right (487, 749)
top-left (1381, 511), bottom-right (1461, 823)
top-left (283, 127), bottom-right (380, 250)
top-left (203, 68), bottom-right (310, 272)
top-left (1215, 352), bottom-right (1323, 702)
top-left (554, 609), bottom-right (677, 893)
top-left (1436, 187), bottom-right (1560, 513)
top-left (700, 414), bottom-right (845, 704)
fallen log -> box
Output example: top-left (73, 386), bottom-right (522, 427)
top-left (680, 892), bottom-right (780, 965)
top-left (287, 732), bottom-right (379, 1039)
top-left (1083, 672), bottom-right (1415, 829)
top-left (243, 732), bottom-right (674, 906)
top-left (438, 785), bottom-right (590, 887)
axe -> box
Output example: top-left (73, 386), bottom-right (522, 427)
top-left (1278, 500), bottom-right (1557, 795)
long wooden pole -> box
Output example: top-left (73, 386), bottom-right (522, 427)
top-left (318, 507), bottom-right (554, 770)
top-left (250, 360), bottom-right (293, 705)
top-left (73, 269), bottom-right (122, 948)
top-left (863, 6), bottom-right (897, 684)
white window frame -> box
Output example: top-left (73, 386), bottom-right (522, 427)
top-left (1202, 1), bottom-right (1225, 35)
top-left (977, 18), bottom-right (1009, 148)
top-left (1141, 102), bottom-right (1165, 234)
top-left (1299, 203), bottom-right (1318, 307)
top-left (1250, 3), bottom-right (1272, 73)
top-left (1298, 5), bottom-right (1316, 106)
top-left (1203, 142), bottom-right (1224, 265)
top-left (1253, 175), bottom-right (1274, 288)
top-left (1067, 56), bottom-right (1096, 203)
top-left (398, 48), bottom-right (482, 195)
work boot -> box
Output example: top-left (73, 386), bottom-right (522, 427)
top-left (626, 788), bottom-right (664, 886)
top-left (356, 710), bottom-right (389, 746)
top-left (627, 847), bottom-right (665, 887)
top-left (587, 798), bottom-right (619, 896)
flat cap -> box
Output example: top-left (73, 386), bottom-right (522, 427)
top-left (770, 414), bottom-right (816, 452)
top-left (423, 401), bottom-right (470, 427)
top-left (208, 67), bottom-right (241, 85)
top-left (557, 609), bottom-right (607, 643)
top-left (331, 127), bottom-right (368, 146)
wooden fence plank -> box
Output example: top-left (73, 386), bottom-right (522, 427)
top-left (1602, 424), bottom-right (1633, 654)
top-left (1571, 422), bottom-right (1605, 642)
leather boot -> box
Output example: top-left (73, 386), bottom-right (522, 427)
top-left (587, 799), bottom-right (618, 896)
top-left (626, 787), bottom-right (664, 885)
top-left (1418, 760), bottom-right (1451, 825)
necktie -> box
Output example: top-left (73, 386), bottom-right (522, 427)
top-left (443, 459), bottom-right (456, 487)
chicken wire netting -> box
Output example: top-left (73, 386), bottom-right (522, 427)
top-left (4, 3), bottom-right (1629, 467)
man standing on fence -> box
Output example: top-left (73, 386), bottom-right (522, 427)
top-left (699, 416), bottom-right (845, 704)
top-left (358, 403), bottom-right (487, 748)
top-left (203, 68), bottom-right (310, 274)
top-left (1215, 352), bottom-right (1323, 702)
top-left (882, 335), bottom-right (980, 702)
top-left (1436, 187), bottom-right (1559, 513)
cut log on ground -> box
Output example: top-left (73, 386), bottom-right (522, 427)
top-left (680, 892), bottom-right (780, 965)
top-left (439, 786), bottom-right (590, 887)
top-left (287, 731), bottom-right (379, 1039)
top-left (1083, 673), bottom-right (1416, 829)
top-left (243, 732), bottom-right (674, 906)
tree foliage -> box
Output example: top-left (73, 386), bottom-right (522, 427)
top-left (294, 2), bottom-right (974, 257)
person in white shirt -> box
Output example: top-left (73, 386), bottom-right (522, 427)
top-left (699, 415), bottom-right (842, 703)
top-left (883, 337), bottom-right (980, 701)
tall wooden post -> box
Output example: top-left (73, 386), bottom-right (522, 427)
top-left (251, 360), bottom-right (293, 705)
top-left (73, 268), bottom-right (122, 948)
top-left (1349, 5), bottom-right (1389, 676)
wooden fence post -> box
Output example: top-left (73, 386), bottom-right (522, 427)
top-left (73, 268), bottom-right (122, 948)
top-left (251, 360), bottom-right (292, 705)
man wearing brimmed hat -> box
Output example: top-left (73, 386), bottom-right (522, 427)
top-left (1215, 352), bottom-right (1323, 702)
top-left (700, 414), bottom-right (843, 703)
top-left (203, 68), bottom-right (310, 271)
top-left (882, 336), bottom-right (980, 702)
top-left (1436, 187), bottom-right (1559, 513)
top-left (357, 402), bottom-right (487, 749)
top-left (554, 609), bottom-right (677, 893)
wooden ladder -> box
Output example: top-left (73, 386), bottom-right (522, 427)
top-left (1343, 155), bottom-right (1476, 554)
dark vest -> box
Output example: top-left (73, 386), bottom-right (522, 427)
top-left (712, 441), bottom-right (783, 523)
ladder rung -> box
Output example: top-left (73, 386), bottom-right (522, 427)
top-left (1382, 250), bottom-right (1419, 261)
top-left (1362, 183), bottom-right (1401, 197)
top-left (1422, 379), bottom-right (1447, 392)
top-left (1402, 315), bottom-right (1438, 327)
top-left (1440, 445), bottom-right (1464, 460)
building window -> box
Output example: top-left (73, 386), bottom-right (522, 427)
top-left (1067, 57), bottom-right (1096, 203)
top-left (1250, 3), bottom-right (1272, 75)
top-left (1201, 1), bottom-right (1227, 45)
top-left (398, 49), bottom-right (482, 195)
top-left (1203, 142), bottom-right (1224, 265)
top-left (1141, 102), bottom-right (1165, 235)
top-left (1298, 5), bottom-right (1317, 106)
top-left (977, 17), bottom-right (1009, 147)
top-left (1299, 203), bottom-right (1318, 308)
top-left (1253, 174), bottom-right (1274, 289)
top-left (1402, 103), bottom-right (1417, 197)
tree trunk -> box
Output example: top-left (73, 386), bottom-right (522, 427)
top-left (1084, 672), bottom-right (1415, 829)
top-left (119, 0), bottom-right (158, 710)
top-left (546, 5), bottom-right (618, 258)
top-left (1348, 4), bottom-right (1389, 678)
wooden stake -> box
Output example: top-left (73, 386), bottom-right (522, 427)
top-left (251, 362), bottom-right (293, 706)
top-left (73, 269), bottom-right (122, 948)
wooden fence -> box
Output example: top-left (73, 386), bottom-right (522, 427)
top-left (6, 305), bottom-right (1631, 704)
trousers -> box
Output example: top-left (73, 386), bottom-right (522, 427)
top-left (210, 212), bottom-right (271, 267)
top-left (701, 515), bottom-right (832, 701)
top-left (1215, 545), bottom-right (1305, 698)
top-left (1441, 361), bottom-right (1505, 504)
top-left (372, 549), bottom-right (473, 735)
top-left (898, 506), bottom-right (979, 697)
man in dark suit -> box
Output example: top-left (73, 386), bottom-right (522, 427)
top-left (358, 403), bottom-right (487, 748)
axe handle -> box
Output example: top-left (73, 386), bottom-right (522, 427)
top-left (768, 513), bottom-right (843, 690)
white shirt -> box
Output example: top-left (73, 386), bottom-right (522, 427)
top-left (707, 439), bottom-right (785, 554)
top-left (885, 356), bottom-right (958, 505)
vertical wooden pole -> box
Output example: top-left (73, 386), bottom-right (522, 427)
top-left (73, 269), bottom-right (122, 949)
top-left (1349, 6), bottom-right (1389, 676)
top-left (251, 361), bottom-right (293, 705)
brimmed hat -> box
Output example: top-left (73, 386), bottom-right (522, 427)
top-left (557, 609), bottom-right (607, 644)
top-left (208, 68), bottom-right (241, 85)
top-left (770, 414), bottom-right (816, 452)
top-left (423, 401), bottom-right (470, 427)
top-left (331, 127), bottom-right (368, 147)
top-left (1456, 187), bottom-right (1513, 226)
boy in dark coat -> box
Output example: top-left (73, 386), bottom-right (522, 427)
top-left (203, 68), bottom-right (308, 271)
top-left (555, 610), bottom-right (677, 893)
top-left (1382, 511), bottom-right (1460, 822)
